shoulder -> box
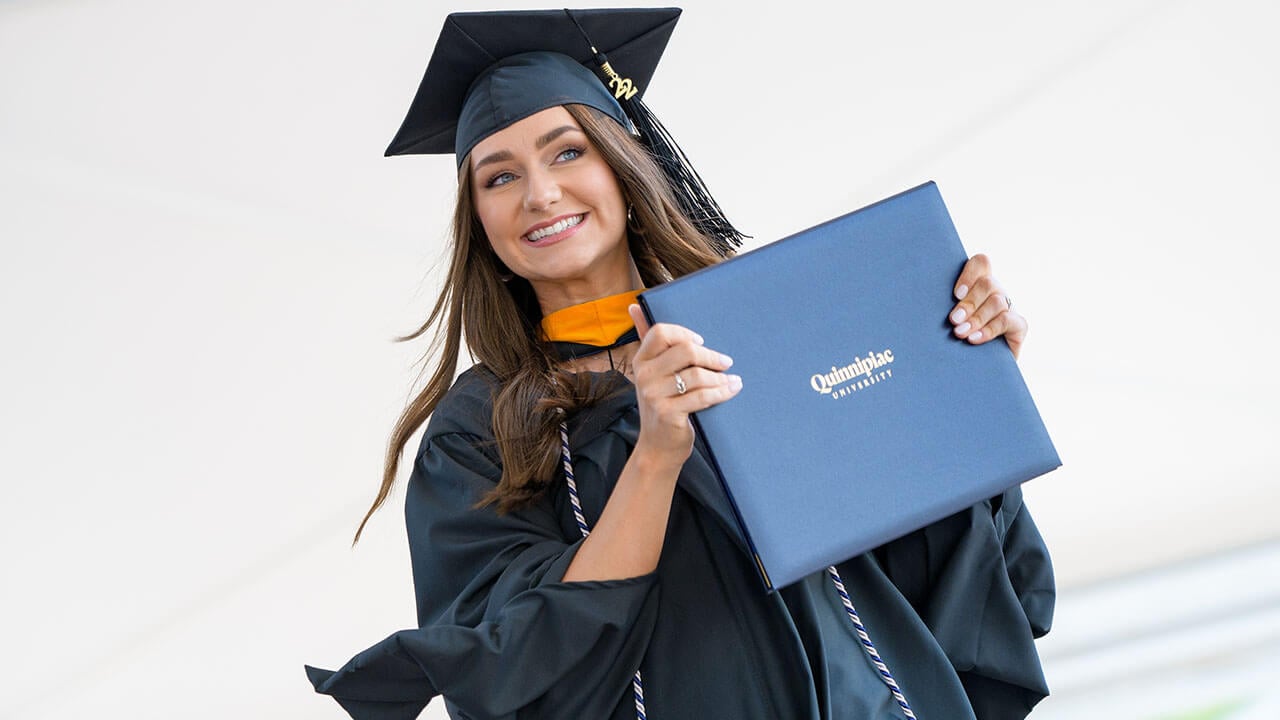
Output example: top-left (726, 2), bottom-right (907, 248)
top-left (417, 364), bottom-right (500, 448)
top-left (403, 365), bottom-right (507, 497)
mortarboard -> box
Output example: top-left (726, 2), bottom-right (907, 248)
top-left (385, 7), bottom-right (745, 254)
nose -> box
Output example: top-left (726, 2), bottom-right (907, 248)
top-left (522, 167), bottom-right (561, 213)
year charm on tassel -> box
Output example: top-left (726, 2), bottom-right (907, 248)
top-left (598, 60), bottom-right (640, 101)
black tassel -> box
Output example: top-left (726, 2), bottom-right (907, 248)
top-left (563, 9), bottom-right (746, 256)
top-left (619, 91), bottom-right (747, 256)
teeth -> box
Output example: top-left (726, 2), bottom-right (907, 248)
top-left (527, 214), bottom-right (582, 242)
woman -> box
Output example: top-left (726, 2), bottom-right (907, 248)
top-left (308, 8), bottom-right (1052, 720)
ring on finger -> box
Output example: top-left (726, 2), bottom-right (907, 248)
top-left (1005, 295), bottom-right (1014, 311)
top-left (673, 372), bottom-right (688, 395)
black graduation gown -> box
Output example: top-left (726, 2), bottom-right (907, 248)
top-left (307, 366), bottom-right (1055, 720)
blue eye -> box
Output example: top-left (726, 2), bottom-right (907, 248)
top-left (556, 147), bottom-right (584, 162)
top-left (485, 171), bottom-right (516, 188)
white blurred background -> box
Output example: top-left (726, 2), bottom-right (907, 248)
top-left (2, 0), bottom-right (1277, 718)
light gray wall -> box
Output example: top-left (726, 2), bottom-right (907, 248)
top-left (2, 0), bottom-right (1276, 717)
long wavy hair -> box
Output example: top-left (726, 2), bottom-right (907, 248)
top-left (354, 103), bottom-right (726, 541)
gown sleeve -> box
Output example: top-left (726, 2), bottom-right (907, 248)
top-left (874, 485), bottom-right (1055, 720)
top-left (306, 387), bottom-right (661, 720)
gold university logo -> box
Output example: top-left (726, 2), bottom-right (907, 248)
top-left (810, 348), bottom-right (896, 400)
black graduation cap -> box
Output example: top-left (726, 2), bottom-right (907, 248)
top-left (385, 7), bottom-right (745, 254)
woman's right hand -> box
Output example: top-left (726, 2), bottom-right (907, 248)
top-left (626, 304), bottom-right (742, 469)
top-left (562, 305), bottom-right (741, 583)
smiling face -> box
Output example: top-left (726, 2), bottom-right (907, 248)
top-left (469, 105), bottom-right (635, 313)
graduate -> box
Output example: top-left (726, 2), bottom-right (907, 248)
top-left (307, 8), bottom-right (1053, 720)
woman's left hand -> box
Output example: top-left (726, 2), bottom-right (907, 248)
top-left (947, 253), bottom-right (1028, 360)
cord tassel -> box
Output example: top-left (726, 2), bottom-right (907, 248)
top-left (619, 93), bottom-right (746, 255)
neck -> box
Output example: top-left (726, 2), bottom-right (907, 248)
top-left (531, 257), bottom-right (645, 315)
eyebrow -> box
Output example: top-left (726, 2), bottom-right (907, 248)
top-left (535, 125), bottom-right (579, 149)
top-left (472, 149), bottom-right (513, 173)
top-left (471, 125), bottom-right (582, 175)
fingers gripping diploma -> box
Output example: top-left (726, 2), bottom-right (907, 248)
top-left (946, 254), bottom-right (1030, 360)
top-left (626, 304), bottom-right (743, 464)
top-left (560, 308), bottom-right (744, 583)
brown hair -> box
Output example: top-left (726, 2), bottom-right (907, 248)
top-left (354, 103), bottom-right (726, 542)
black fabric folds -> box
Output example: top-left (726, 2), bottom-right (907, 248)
top-left (307, 367), bottom-right (1055, 719)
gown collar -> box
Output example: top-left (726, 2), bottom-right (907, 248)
top-left (541, 290), bottom-right (641, 361)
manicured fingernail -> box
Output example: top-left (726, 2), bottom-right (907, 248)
top-left (970, 330), bottom-right (983, 342)
top-left (720, 353), bottom-right (733, 367)
top-left (693, 333), bottom-right (705, 345)
top-left (955, 285), bottom-right (968, 300)
top-left (950, 308), bottom-right (967, 323)
top-left (727, 374), bottom-right (743, 391)
top-left (955, 322), bottom-right (971, 335)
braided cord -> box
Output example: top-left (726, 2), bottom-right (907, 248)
top-left (826, 566), bottom-right (917, 719)
top-left (560, 423), bottom-right (647, 720)
top-left (559, 423), bottom-right (591, 538)
top-left (561, 423), bottom-right (913, 719)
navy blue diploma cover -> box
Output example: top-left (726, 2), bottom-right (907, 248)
top-left (639, 182), bottom-right (1060, 591)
